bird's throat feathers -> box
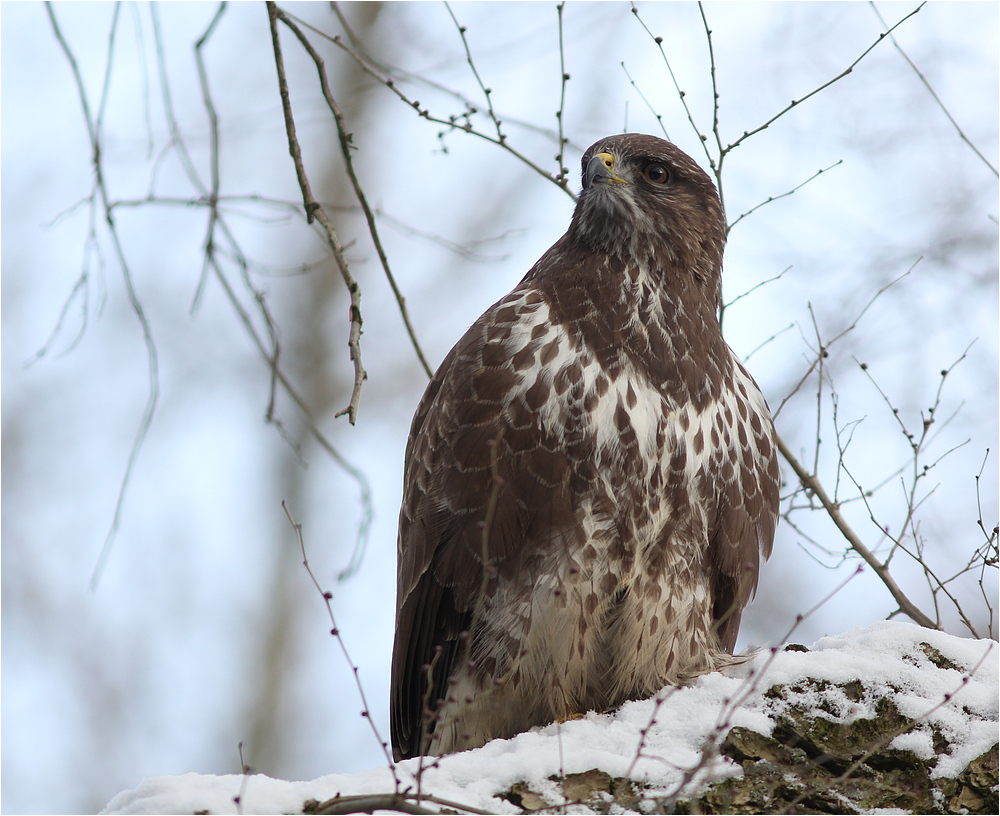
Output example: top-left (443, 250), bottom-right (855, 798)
top-left (533, 231), bottom-right (722, 332)
top-left (567, 199), bottom-right (723, 306)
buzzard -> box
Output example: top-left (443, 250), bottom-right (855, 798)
top-left (390, 133), bottom-right (780, 760)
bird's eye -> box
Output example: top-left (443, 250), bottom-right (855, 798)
top-left (642, 163), bottom-right (669, 184)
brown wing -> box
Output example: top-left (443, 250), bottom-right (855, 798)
top-left (706, 359), bottom-right (780, 652)
top-left (389, 285), bottom-right (576, 760)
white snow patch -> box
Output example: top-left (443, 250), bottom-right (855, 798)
top-left (102, 621), bottom-right (997, 814)
top-left (890, 730), bottom-right (935, 760)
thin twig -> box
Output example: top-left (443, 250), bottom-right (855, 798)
top-left (631, 0), bottom-right (924, 203)
top-left (743, 322), bottom-right (795, 363)
top-left (773, 262), bottom-right (917, 419)
top-left (869, 1), bottom-right (997, 177)
top-left (190, 1), bottom-right (227, 313)
top-left (724, 267), bottom-right (791, 313)
top-left (807, 305), bottom-right (827, 478)
top-left (842, 347), bottom-right (981, 634)
top-left (105, 190), bottom-right (377, 565)
top-left (50, 0), bottom-right (377, 588)
top-left (151, 4), bottom-right (208, 197)
top-left (46, 2), bottom-right (161, 591)
top-left (619, 61), bottom-right (670, 140)
top-left (274, 8), bottom-right (434, 379)
top-left (321, 3), bottom-right (581, 164)
top-left (720, 3), bottom-right (925, 160)
top-left (699, 1), bottom-right (724, 201)
top-left (727, 161), bottom-right (843, 234)
top-left (376, 207), bottom-right (517, 263)
top-left (282, 502), bottom-right (399, 779)
top-left (630, 3), bottom-right (715, 171)
top-left (554, 2), bottom-right (570, 184)
top-left (306, 15), bottom-right (574, 198)
top-left (233, 741), bottom-right (252, 815)
top-left (775, 432), bottom-right (939, 630)
top-left (310, 791), bottom-right (493, 816)
top-left (266, 1), bottom-right (367, 423)
top-left (445, 2), bottom-right (504, 142)
top-left (207, 252), bottom-right (372, 512)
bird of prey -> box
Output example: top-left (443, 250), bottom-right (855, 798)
top-left (390, 133), bottom-right (780, 760)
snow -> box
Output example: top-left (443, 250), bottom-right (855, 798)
top-left (103, 621), bottom-right (997, 815)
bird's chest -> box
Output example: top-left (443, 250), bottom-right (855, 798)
top-left (498, 293), bottom-right (734, 529)
top-left (523, 321), bottom-right (717, 471)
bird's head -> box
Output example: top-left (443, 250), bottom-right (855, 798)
top-left (569, 134), bottom-right (726, 300)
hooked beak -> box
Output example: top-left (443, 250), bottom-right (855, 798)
top-left (584, 151), bottom-right (628, 188)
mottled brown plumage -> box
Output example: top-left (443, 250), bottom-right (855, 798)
top-left (390, 134), bottom-right (780, 760)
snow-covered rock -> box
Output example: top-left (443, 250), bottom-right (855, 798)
top-left (103, 621), bottom-right (998, 815)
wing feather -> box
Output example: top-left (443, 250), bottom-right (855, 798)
top-left (390, 285), bottom-right (567, 759)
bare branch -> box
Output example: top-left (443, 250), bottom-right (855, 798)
top-left (233, 741), bottom-right (252, 815)
top-left (720, 3), bottom-right (926, 157)
top-left (870, 1), bottom-right (998, 177)
top-left (151, 3), bottom-right (209, 197)
top-left (297, 11), bottom-right (574, 197)
top-left (445, 2), bottom-right (504, 143)
top-left (206, 252), bottom-right (373, 555)
top-left (620, 61), bottom-right (671, 141)
top-left (322, 3), bottom-right (583, 162)
top-left (307, 791), bottom-right (493, 815)
top-left (727, 161), bottom-right (843, 234)
top-left (274, 7), bottom-right (434, 380)
top-left (554, 2), bottom-right (570, 184)
top-left (46, 2), bottom-right (161, 591)
top-left (266, 1), bottom-right (367, 423)
top-left (775, 432), bottom-right (940, 630)
top-left (376, 208), bottom-right (518, 263)
top-left (282, 502), bottom-right (399, 779)
top-left (724, 266), bottom-right (791, 313)
top-left (190, 1), bottom-right (227, 313)
top-left (629, 3), bottom-right (715, 172)
top-left (773, 262), bottom-right (917, 419)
